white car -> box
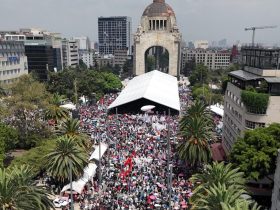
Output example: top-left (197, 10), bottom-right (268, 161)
top-left (53, 197), bottom-right (69, 208)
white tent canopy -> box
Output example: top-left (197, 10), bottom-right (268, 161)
top-left (89, 143), bottom-right (108, 161)
top-left (81, 163), bottom-right (97, 181)
top-left (108, 70), bottom-right (180, 112)
top-left (209, 104), bottom-right (224, 117)
top-left (61, 163), bottom-right (97, 194)
top-left (60, 103), bottom-right (76, 110)
top-left (61, 179), bottom-right (86, 194)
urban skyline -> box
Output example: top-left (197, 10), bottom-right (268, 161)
top-left (1, 0), bottom-right (279, 45)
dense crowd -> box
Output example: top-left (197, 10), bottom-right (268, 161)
top-left (77, 85), bottom-right (193, 209)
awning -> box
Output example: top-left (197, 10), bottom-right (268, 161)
top-left (209, 104), bottom-right (224, 117)
top-left (89, 143), bottom-right (108, 161)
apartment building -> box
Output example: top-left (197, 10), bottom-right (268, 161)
top-left (181, 48), bottom-right (231, 70)
top-left (0, 41), bottom-right (28, 84)
top-left (222, 46), bottom-right (280, 153)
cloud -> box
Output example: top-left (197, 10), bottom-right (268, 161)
top-left (0, 0), bottom-right (279, 45)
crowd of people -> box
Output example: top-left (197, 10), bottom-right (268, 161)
top-left (76, 85), bottom-right (194, 209)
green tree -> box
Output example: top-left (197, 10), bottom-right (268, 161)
top-left (123, 59), bottom-right (133, 74)
top-left (45, 93), bottom-right (68, 124)
top-left (10, 139), bottom-right (56, 175)
top-left (0, 123), bottom-right (18, 167)
top-left (230, 123), bottom-right (280, 180)
top-left (0, 165), bottom-right (54, 210)
top-left (190, 162), bottom-right (246, 200)
top-left (189, 64), bottom-right (209, 86)
top-left (178, 101), bottom-right (213, 166)
top-left (45, 136), bottom-right (87, 182)
top-left (4, 75), bottom-right (51, 148)
top-left (58, 118), bottom-right (91, 152)
top-left (191, 183), bottom-right (248, 210)
top-left (146, 55), bottom-right (156, 72)
top-left (48, 69), bottom-right (122, 101)
top-left (190, 162), bottom-right (260, 210)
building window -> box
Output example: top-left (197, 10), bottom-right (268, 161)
top-left (245, 120), bottom-right (265, 129)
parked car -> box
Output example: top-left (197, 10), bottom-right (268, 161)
top-left (53, 197), bottom-right (69, 208)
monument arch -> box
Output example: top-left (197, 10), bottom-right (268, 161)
top-left (133, 0), bottom-right (182, 77)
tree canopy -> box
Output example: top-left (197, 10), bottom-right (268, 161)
top-left (189, 64), bottom-right (209, 86)
top-left (230, 123), bottom-right (280, 180)
top-left (4, 75), bottom-right (52, 148)
top-left (47, 68), bottom-right (122, 101)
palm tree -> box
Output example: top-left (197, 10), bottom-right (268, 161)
top-left (58, 118), bottom-right (91, 151)
top-left (45, 135), bottom-right (88, 182)
top-left (0, 165), bottom-right (54, 210)
top-left (180, 100), bottom-right (212, 125)
top-left (59, 118), bottom-right (80, 137)
top-left (178, 116), bottom-right (213, 165)
top-left (45, 93), bottom-right (68, 124)
top-left (191, 183), bottom-right (248, 210)
top-left (221, 200), bottom-right (261, 210)
top-left (190, 162), bottom-right (260, 210)
top-left (190, 162), bottom-right (246, 198)
top-left (178, 100), bottom-right (214, 166)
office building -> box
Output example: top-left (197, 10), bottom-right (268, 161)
top-left (62, 39), bottom-right (79, 69)
top-left (181, 48), bottom-right (231, 70)
top-left (114, 49), bottom-right (128, 67)
top-left (2, 28), bottom-right (64, 78)
top-left (222, 46), bottom-right (280, 153)
top-left (74, 36), bottom-right (91, 52)
top-left (98, 16), bottom-right (132, 55)
top-left (80, 51), bottom-right (95, 68)
top-left (0, 41), bottom-right (28, 84)
top-left (96, 54), bottom-right (114, 68)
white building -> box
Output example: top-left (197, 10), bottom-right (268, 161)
top-left (62, 39), bottom-right (79, 68)
top-left (0, 41), bottom-right (28, 84)
top-left (80, 52), bottom-right (95, 68)
top-left (181, 48), bottom-right (231, 70)
top-left (74, 36), bottom-right (91, 51)
top-left (194, 40), bottom-right (209, 49)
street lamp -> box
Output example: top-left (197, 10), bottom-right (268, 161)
top-left (166, 108), bottom-right (172, 210)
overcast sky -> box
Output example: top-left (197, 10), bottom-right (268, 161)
top-left (1, 0), bottom-right (279, 45)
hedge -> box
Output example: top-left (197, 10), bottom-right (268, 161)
top-left (241, 90), bottom-right (269, 114)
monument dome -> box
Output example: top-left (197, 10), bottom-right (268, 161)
top-left (142, 0), bottom-right (175, 17)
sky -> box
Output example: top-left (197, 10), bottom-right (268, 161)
top-left (0, 0), bottom-right (280, 46)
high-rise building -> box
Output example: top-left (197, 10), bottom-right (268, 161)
top-left (98, 16), bottom-right (132, 55)
top-left (222, 46), bottom-right (280, 153)
top-left (0, 41), bottom-right (28, 84)
top-left (23, 30), bottom-right (54, 81)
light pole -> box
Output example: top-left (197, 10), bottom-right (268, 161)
top-left (69, 161), bottom-right (74, 210)
top-left (167, 108), bottom-right (172, 209)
